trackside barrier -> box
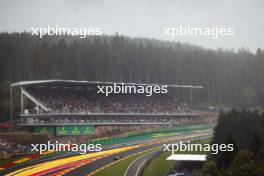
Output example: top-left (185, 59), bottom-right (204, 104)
top-left (88, 124), bottom-right (214, 145)
top-left (139, 149), bottom-right (163, 176)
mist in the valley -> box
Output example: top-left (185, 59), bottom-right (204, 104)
top-left (0, 0), bottom-right (263, 52)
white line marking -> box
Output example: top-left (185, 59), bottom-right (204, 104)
top-left (123, 155), bottom-right (142, 176)
top-left (124, 150), bottom-right (157, 176)
top-left (135, 159), bottom-right (148, 176)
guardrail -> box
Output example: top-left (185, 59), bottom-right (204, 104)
top-left (138, 149), bottom-right (163, 176)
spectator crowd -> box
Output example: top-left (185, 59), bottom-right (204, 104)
top-left (26, 88), bottom-right (192, 115)
top-left (0, 139), bottom-right (32, 159)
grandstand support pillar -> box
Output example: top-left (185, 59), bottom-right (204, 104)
top-left (189, 77), bottom-right (193, 107)
top-left (176, 72), bottom-right (179, 98)
top-left (10, 86), bottom-right (13, 131)
top-left (207, 81), bottom-right (211, 105)
top-left (21, 87), bottom-right (24, 114)
top-left (37, 105), bottom-right (39, 114)
top-left (190, 88), bottom-right (193, 107)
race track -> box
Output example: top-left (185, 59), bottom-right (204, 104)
top-left (5, 131), bottom-right (211, 176)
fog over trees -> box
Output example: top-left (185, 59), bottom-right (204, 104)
top-left (0, 33), bottom-right (264, 119)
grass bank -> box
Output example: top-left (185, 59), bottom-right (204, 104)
top-left (142, 139), bottom-right (211, 176)
top-left (92, 148), bottom-right (157, 176)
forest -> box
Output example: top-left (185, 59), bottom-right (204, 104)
top-left (0, 32), bottom-right (264, 120)
top-left (199, 110), bottom-right (264, 176)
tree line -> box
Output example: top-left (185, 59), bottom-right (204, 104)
top-left (199, 110), bottom-right (264, 176)
top-left (0, 32), bottom-right (264, 120)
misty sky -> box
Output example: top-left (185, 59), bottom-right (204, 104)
top-left (0, 0), bottom-right (263, 52)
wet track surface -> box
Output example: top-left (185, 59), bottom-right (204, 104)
top-left (5, 132), bottom-right (211, 176)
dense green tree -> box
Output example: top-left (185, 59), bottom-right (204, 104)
top-left (229, 150), bottom-right (257, 176)
top-left (248, 127), bottom-right (264, 159)
top-left (215, 134), bottom-right (238, 168)
top-left (201, 161), bottom-right (219, 176)
top-left (202, 110), bottom-right (264, 175)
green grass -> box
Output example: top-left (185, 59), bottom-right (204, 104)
top-left (93, 139), bottom-right (211, 176)
top-left (90, 124), bottom-right (214, 146)
top-left (93, 149), bottom-right (157, 176)
top-left (142, 151), bottom-right (176, 176)
top-left (142, 139), bottom-right (211, 176)
top-left (92, 130), bottom-right (212, 176)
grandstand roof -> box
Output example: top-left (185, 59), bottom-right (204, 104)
top-left (11, 80), bottom-right (203, 89)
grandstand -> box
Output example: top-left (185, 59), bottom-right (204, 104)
top-left (10, 80), bottom-right (207, 136)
